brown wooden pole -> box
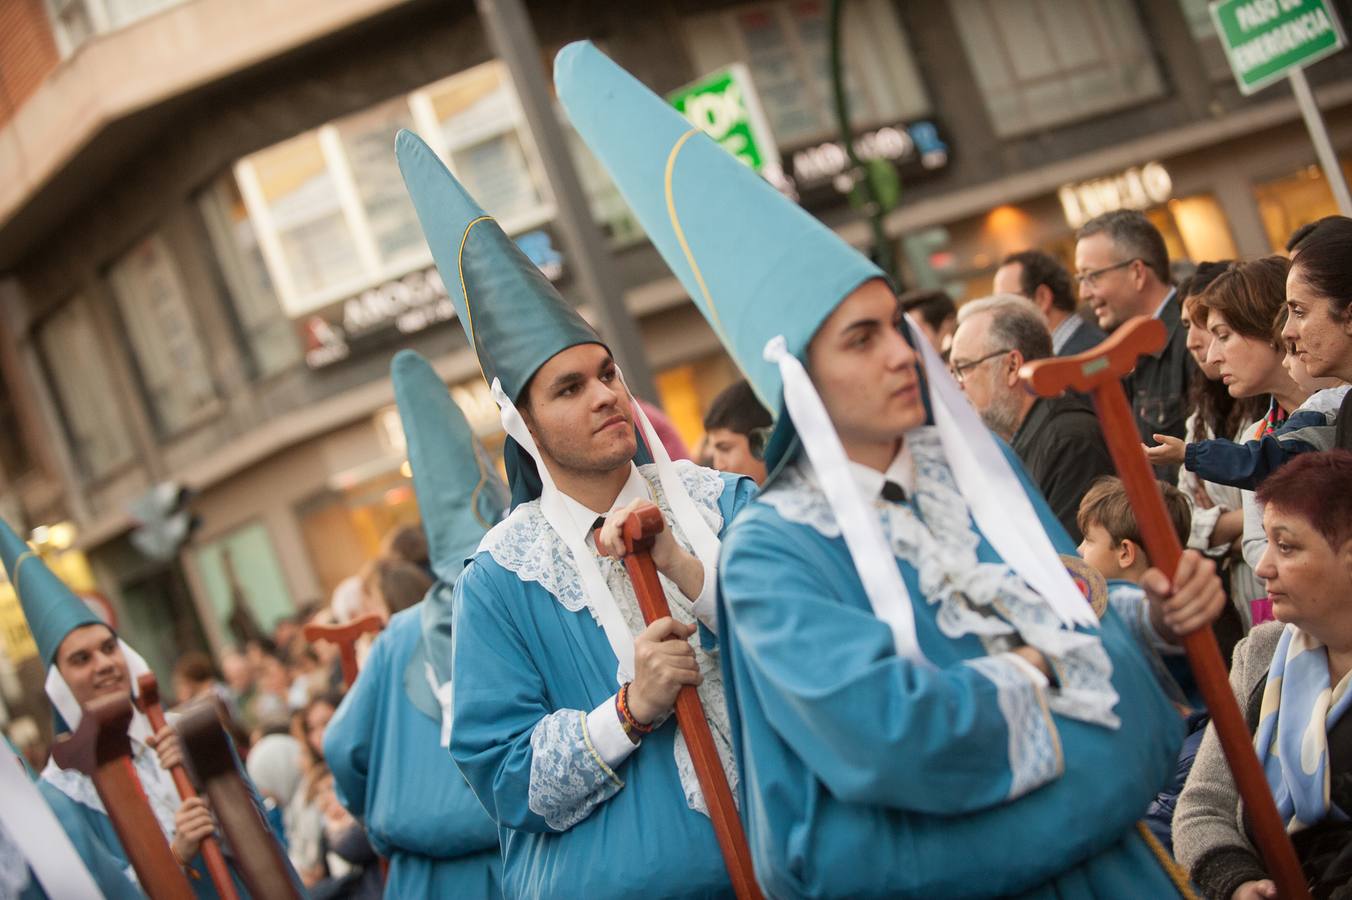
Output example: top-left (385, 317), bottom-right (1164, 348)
top-left (176, 700), bottom-right (303, 900)
top-left (1021, 316), bottom-right (1309, 899)
top-left (302, 613), bottom-right (384, 688)
top-left (599, 505), bottom-right (763, 900)
top-left (135, 673), bottom-right (239, 899)
top-left (50, 694), bottom-right (195, 900)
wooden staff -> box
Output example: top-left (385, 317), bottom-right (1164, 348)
top-left (303, 613), bottom-right (384, 688)
top-left (1020, 316), bottom-right (1309, 900)
top-left (598, 505), bottom-right (763, 900)
top-left (135, 673), bottom-right (239, 899)
top-left (50, 693), bottom-right (195, 900)
top-left (176, 700), bottom-right (303, 900)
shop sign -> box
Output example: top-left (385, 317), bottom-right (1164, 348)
top-left (300, 228), bottom-right (566, 369)
top-left (1211, 0), bottom-right (1346, 94)
top-left (1058, 162), bottom-right (1174, 229)
top-left (787, 121), bottom-right (949, 206)
top-left (0, 584), bottom-right (38, 663)
top-left (670, 64), bottom-right (781, 176)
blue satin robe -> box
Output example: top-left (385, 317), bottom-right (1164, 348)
top-left (325, 602), bottom-right (502, 898)
top-left (717, 444), bottom-right (1188, 899)
top-left (449, 470), bottom-right (756, 900)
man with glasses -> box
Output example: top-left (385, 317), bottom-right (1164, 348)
top-left (1075, 210), bottom-right (1195, 481)
top-left (949, 294), bottom-right (1114, 542)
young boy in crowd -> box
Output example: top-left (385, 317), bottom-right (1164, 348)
top-left (1076, 475), bottom-right (1203, 857)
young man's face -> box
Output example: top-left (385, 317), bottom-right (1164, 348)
top-left (706, 427), bottom-right (767, 485)
top-left (522, 343), bottom-right (637, 476)
top-left (55, 623), bottom-right (129, 707)
top-left (806, 279), bottom-right (926, 451)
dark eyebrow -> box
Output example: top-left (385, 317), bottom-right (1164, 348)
top-left (841, 318), bottom-right (881, 336)
top-left (546, 371), bottom-right (585, 393)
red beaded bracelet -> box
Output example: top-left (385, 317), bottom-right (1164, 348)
top-left (616, 682), bottom-right (654, 738)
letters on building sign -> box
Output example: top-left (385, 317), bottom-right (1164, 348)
top-left (300, 228), bottom-right (566, 370)
top-left (788, 121), bottom-right (949, 195)
top-left (1058, 162), bottom-right (1174, 229)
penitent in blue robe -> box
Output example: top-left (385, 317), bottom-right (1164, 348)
top-left (718, 429), bottom-right (1190, 899)
top-left (450, 462), bottom-right (757, 900)
top-left (325, 601), bottom-right (502, 898)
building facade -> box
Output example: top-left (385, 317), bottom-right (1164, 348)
top-left (0, 0), bottom-right (1349, 701)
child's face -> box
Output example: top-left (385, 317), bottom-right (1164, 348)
top-left (1282, 349), bottom-right (1341, 395)
top-left (1078, 523), bottom-right (1124, 581)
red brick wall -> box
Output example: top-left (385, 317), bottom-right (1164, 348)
top-left (0, 0), bottom-right (59, 126)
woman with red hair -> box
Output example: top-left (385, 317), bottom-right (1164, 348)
top-left (1175, 450), bottom-right (1352, 899)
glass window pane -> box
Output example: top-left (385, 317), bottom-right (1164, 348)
top-left (247, 133), bottom-right (365, 298)
top-left (335, 98), bottom-right (425, 269)
top-left (684, 0), bottom-right (923, 148)
top-left (429, 62), bottom-right (547, 224)
top-left (108, 235), bottom-right (217, 435)
top-left (198, 177), bottom-right (300, 378)
top-left (103, 0), bottom-right (186, 28)
top-left (37, 299), bottom-right (136, 478)
top-left (952, 0), bottom-right (1165, 136)
top-left (449, 132), bottom-right (542, 223)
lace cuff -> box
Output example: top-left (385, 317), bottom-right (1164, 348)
top-left (964, 654), bottom-right (1064, 800)
top-left (528, 709), bottom-right (624, 831)
top-left (585, 695), bottom-right (640, 770)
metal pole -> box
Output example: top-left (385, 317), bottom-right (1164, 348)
top-left (475, 0), bottom-right (659, 401)
top-left (1289, 66), bottom-right (1352, 216)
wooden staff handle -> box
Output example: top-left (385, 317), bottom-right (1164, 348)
top-left (51, 694), bottom-right (195, 900)
top-left (598, 504), bottom-right (763, 900)
top-left (303, 613), bottom-right (384, 688)
top-left (1021, 315), bottom-right (1309, 899)
top-left (177, 700), bottom-right (303, 899)
top-left (136, 673), bottom-right (239, 899)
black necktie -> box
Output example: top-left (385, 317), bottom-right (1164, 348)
top-left (880, 480), bottom-right (908, 504)
top-left (592, 516), bottom-right (606, 534)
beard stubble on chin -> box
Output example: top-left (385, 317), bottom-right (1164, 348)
top-left (534, 422), bottom-right (636, 477)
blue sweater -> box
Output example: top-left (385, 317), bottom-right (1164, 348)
top-left (1185, 386), bottom-right (1349, 490)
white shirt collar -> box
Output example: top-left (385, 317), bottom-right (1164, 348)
top-left (554, 463), bottom-right (653, 547)
top-left (846, 441), bottom-right (917, 501)
top-left (1050, 314), bottom-right (1082, 353)
top-left (1152, 287), bottom-right (1176, 320)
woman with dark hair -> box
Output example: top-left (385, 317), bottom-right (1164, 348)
top-left (1173, 263), bottom-right (1267, 635)
top-left (1174, 450), bottom-right (1352, 899)
top-left (1283, 215), bottom-right (1352, 450)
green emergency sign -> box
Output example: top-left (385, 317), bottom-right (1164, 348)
top-left (1210, 0), bottom-right (1346, 94)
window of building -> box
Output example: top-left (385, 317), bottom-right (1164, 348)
top-left (44, 0), bottom-right (188, 57)
top-left (227, 60), bottom-right (555, 322)
top-left (197, 178), bottom-right (302, 378)
top-left (1253, 159), bottom-right (1352, 252)
top-left (682, 0), bottom-right (929, 148)
top-left (35, 297), bottom-right (136, 479)
top-left (951, 0), bottom-right (1166, 138)
top-left (1176, 0), bottom-right (1237, 80)
top-left (108, 234), bottom-right (218, 435)
top-left (192, 522), bottom-right (295, 645)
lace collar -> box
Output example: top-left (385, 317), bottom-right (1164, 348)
top-left (760, 427), bottom-right (1121, 729)
top-left (478, 461), bottom-right (726, 620)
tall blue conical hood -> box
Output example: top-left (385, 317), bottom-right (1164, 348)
top-left (0, 518), bottom-right (101, 667)
top-left (555, 41), bottom-right (886, 465)
top-left (391, 349), bottom-right (507, 582)
top-left (395, 130), bottom-right (601, 405)
top-left (395, 128), bottom-right (652, 505)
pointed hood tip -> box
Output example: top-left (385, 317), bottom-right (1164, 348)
top-left (0, 517), bottom-right (102, 667)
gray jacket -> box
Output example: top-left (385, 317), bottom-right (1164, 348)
top-left (1173, 622), bottom-right (1284, 898)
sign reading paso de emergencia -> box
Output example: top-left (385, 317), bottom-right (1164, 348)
top-left (1210, 0), bottom-right (1347, 94)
